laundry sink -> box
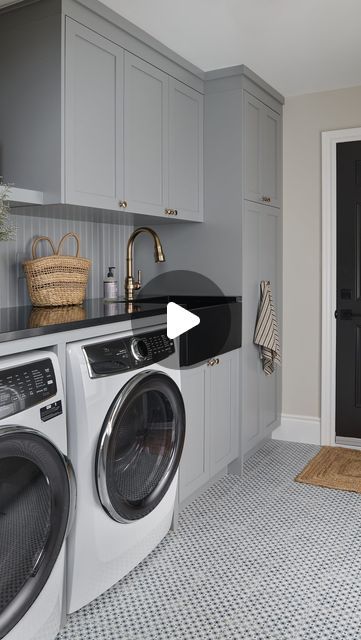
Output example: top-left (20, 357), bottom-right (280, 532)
top-left (135, 295), bottom-right (242, 366)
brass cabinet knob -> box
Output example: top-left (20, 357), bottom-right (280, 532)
top-left (119, 200), bottom-right (128, 208)
top-left (173, 209), bottom-right (178, 216)
top-left (215, 358), bottom-right (220, 365)
top-left (164, 208), bottom-right (178, 216)
top-left (261, 196), bottom-right (271, 203)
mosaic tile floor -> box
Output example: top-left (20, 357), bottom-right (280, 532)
top-left (57, 440), bottom-right (361, 640)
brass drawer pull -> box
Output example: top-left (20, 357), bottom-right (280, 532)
top-left (207, 359), bottom-right (216, 366)
top-left (164, 208), bottom-right (178, 216)
top-left (119, 200), bottom-right (128, 208)
top-left (215, 358), bottom-right (220, 365)
top-left (173, 209), bottom-right (178, 216)
top-left (261, 196), bottom-right (271, 203)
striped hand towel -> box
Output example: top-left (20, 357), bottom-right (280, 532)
top-left (254, 281), bottom-right (281, 375)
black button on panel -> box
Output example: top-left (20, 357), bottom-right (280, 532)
top-left (40, 400), bottom-right (63, 422)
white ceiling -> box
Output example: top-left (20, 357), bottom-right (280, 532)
top-left (99, 0), bottom-right (361, 97)
top-left (1, 0), bottom-right (361, 96)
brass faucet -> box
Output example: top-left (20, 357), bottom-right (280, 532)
top-left (125, 227), bottom-right (165, 301)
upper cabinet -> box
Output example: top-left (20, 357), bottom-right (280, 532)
top-left (123, 54), bottom-right (204, 221)
top-left (123, 53), bottom-right (169, 217)
top-left (0, 1), bottom-right (204, 223)
top-left (65, 20), bottom-right (124, 210)
top-left (244, 91), bottom-right (281, 209)
top-left (169, 80), bottom-right (204, 222)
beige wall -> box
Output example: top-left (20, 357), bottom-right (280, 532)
top-left (283, 85), bottom-right (361, 418)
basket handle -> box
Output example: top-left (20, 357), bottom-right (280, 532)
top-left (56, 232), bottom-right (80, 257)
top-left (32, 236), bottom-right (57, 259)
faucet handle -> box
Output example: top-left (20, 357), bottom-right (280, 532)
top-left (135, 269), bottom-right (142, 289)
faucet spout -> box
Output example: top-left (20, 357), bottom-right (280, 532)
top-left (125, 227), bottom-right (166, 301)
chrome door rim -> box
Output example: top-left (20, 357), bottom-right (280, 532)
top-left (96, 370), bottom-right (184, 523)
top-left (0, 425), bottom-right (76, 638)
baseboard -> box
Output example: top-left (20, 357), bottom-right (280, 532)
top-left (272, 414), bottom-right (321, 445)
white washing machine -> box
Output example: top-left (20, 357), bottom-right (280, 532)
top-left (66, 324), bottom-right (185, 613)
top-left (0, 350), bottom-right (75, 640)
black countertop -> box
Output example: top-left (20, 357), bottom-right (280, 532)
top-left (0, 299), bottom-right (168, 343)
top-left (0, 295), bottom-right (242, 344)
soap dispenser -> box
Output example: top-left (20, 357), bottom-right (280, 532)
top-left (103, 267), bottom-right (118, 301)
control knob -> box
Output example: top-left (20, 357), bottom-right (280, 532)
top-left (131, 338), bottom-right (149, 361)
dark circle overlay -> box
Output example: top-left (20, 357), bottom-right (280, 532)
top-left (130, 270), bottom-right (238, 371)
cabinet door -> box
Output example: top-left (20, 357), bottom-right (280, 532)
top-left (244, 92), bottom-right (262, 205)
top-left (65, 18), bottom-right (123, 209)
top-left (242, 201), bottom-right (280, 454)
top-left (178, 365), bottom-right (209, 503)
top-left (209, 351), bottom-right (240, 476)
top-left (169, 79), bottom-right (204, 221)
top-left (124, 52), bottom-right (168, 217)
top-left (244, 91), bottom-right (281, 209)
top-left (259, 206), bottom-right (280, 433)
top-left (261, 105), bottom-right (281, 208)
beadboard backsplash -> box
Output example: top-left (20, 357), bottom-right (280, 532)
top-left (0, 206), bottom-right (133, 308)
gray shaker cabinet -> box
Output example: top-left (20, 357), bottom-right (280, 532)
top-left (169, 80), bottom-right (204, 221)
top-left (178, 364), bottom-right (208, 503)
top-left (244, 91), bottom-right (281, 209)
top-left (124, 53), bottom-right (169, 218)
top-left (0, 0), bottom-right (204, 221)
top-left (209, 350), bottom-right (239, 476)
top-left (65, 19), bottom-right (124, 209)
top-left (123, 62), bottom-right (204, 221)
top-left (179, 349), bottom-right (240, 505)
top-left (242, 201), bottom-right (280, 453)
top-left (165, 67), bottom-right (283, 460)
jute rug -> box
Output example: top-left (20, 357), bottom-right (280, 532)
top-left (295, 446), bottom-right (361, 494)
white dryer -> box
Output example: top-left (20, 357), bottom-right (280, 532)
top-left (0, 350), bottom-right (75, 640)
top-left (66, 324), bottom-right (185, 613)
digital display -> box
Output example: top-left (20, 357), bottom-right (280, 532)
top-left (0, 359), bottom-right (57, 419)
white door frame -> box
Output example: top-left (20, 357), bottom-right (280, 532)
top-left (321, 127), bottom-right (361, 445)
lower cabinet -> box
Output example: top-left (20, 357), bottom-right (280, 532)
top-left (178, 349), bottom-right (240, 505)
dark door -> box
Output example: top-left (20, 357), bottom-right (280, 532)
top-left (0, 428), bottom-right (72, 639)
top-left (96, 371), bottom-right (185, 523)
top-left (336, 141), bottom-right (361, 438)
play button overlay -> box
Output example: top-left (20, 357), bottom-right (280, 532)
top-left (130, 269), bottom-right (238, 370)
top-left (167, 302), bottom-right (200, 339)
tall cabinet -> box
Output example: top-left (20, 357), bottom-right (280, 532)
top-left (205, 68), bottom-right (283, 456)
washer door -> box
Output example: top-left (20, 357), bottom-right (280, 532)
top-left (0, 427), bottom-right (74, 639)
top-left (96, 371), bottom-right (185, 523)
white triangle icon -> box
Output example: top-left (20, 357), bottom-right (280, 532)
top-left (167, 302), bottom-right (200, 339)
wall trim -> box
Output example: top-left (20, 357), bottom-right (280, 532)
top-left (321, 127), bottom-right (361, 446)
top-left (272, 414), bottom-right (321, 445)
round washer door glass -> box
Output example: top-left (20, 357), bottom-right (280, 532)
top-left (96, 372), bottom-right (185, 522)
top-left (0, 428), bottom-right (71, 639)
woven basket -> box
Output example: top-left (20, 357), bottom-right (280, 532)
top-left (23, 232), bottom-right (91, 307)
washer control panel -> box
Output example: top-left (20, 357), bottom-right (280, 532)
top-left (83, 329), bottom-right (175, 378)
top-left (0, 358), bottom-right (57, 419)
